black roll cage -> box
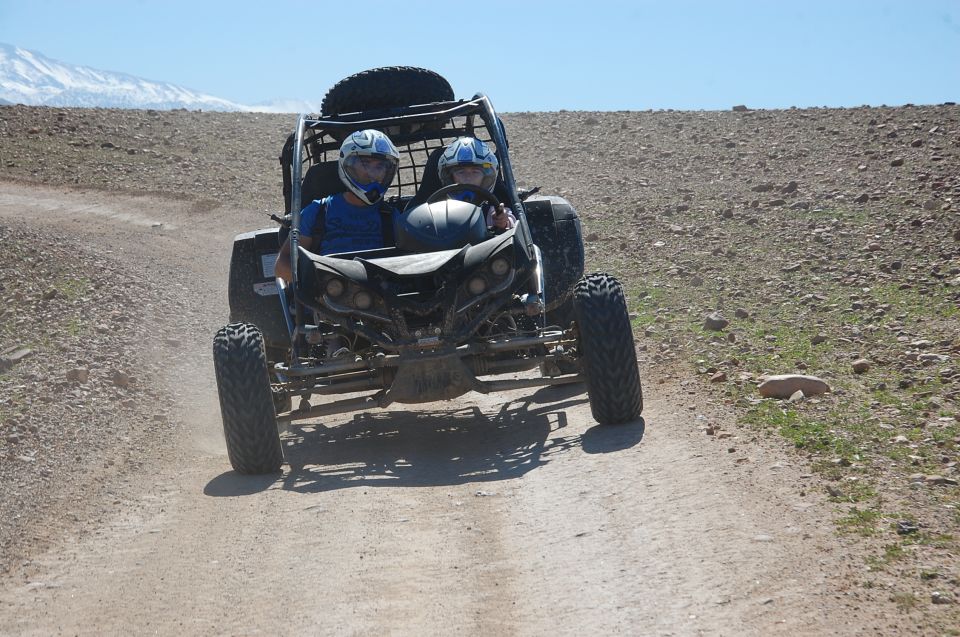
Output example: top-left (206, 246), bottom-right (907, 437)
top-left (283, 94), bottom-right (535, 287)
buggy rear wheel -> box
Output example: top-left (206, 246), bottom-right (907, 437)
top-left (213, 323), bottom-right (283, 474)
top-left (573, 273), bottom-right (643, 424)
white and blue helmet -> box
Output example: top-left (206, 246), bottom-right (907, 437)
top-left (438, 137), bottom-right (499, 190)
top-left (338, 129), bottom-right (400, 204)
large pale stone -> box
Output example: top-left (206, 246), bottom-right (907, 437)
top-left (757, 374), bottom-right (831, 399)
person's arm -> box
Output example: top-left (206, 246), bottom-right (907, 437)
top-left (276, 199), bottom-right (323, 282)
top-left (274, 234), bottom-right (314, 283)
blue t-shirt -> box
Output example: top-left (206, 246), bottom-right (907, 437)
top-left (298, 194), bottom-right (397, 255)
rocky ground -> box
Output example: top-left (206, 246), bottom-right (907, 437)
top-left (1, 102), bottom-right (959, 630)
top-left (0, 219), bottom-right (205, 569)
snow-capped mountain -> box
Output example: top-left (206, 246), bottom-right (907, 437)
top-left (0, 43), bottom-right (312, 113)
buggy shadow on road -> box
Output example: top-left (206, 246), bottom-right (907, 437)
top-left (204, 387), bottom-right (645, 497)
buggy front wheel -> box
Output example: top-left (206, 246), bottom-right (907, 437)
top-left (213, 322), bottom-right (283, 474)
top-left (573, 273), bottom-right (644, 424)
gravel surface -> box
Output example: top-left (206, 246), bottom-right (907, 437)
top-left (1, 101), bottom-right (959, 632)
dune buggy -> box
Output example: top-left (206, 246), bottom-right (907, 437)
top-left (213, 67), bottom-right (643, 474)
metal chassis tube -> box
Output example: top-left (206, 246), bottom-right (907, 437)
top-left (277, 373), bottom-right (582, 424)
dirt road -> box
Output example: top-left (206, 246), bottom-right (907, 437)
top-left (0, 184), bottom-right (879, 635)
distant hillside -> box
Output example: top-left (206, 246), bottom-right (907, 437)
top-left (0, 43), bottom-right (312, 113)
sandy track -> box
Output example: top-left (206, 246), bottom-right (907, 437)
top-left (0, 183), bottom-right (877, 635)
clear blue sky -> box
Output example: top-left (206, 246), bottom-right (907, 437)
top-left (1, 0), bottom-right (958, 111)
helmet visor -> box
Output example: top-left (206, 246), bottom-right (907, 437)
top-left (343, 155), bottom-right (397, 188)
top-left (445, 162), bottom-right (496, 191)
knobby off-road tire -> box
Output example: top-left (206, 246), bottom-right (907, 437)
top-left (213, 323), bottom-right (283, 474)
top-left (573, 273), bottom-right (644, 424)
top-left (321, 67), bottom-right (454, 116)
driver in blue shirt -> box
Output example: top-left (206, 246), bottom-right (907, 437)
top-left (275, 129), bottom-right (400, 282)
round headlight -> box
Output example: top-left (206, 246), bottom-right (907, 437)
top-left (467, 276), bottom-right (487, 296)
top-left (325, 278), bottom-right (345, 297)
top-left (490, 257), bottom-right (510, 276)
top-left (353, 290), bottom-right (373, 310)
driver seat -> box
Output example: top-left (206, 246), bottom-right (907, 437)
top-left (300, 160), bottom-right (344, 209)
top-left (405, 147), bottom-right (445, 212)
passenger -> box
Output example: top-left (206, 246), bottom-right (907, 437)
top-left (438, 137), bottom-right (517, 232)
top-left (275, 129), bottom-right (401, 282)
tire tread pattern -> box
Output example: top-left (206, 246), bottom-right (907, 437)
top-left (212, 323), bottom-right (283, 474)
top-left (574, 273), bottom-right (644, 424)
top-left (321, 67), bottom-right (454, 116)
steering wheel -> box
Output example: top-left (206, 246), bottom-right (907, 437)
top-left (425, 183), bottom-right (502, 209)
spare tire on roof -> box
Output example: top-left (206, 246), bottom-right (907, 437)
top-left (320, 67), bottom-right (454, 116)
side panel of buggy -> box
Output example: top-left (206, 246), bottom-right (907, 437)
top-left (227, 228), bottom-right (288, 357)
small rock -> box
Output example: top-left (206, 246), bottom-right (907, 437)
top-left (111, 371), bottom-right (131, 388)
top-left (851, 359), bottom-right (871, 374)
top-left (710, 371), bottom-right (727, 383)
top-left (895, 521), bottom-right (918, 535)
top-left (66, 367), bottom-right (90, 383)
top-left (931, 592), bottom-right (954, 605)
top-left (854, 193), bottom-right (869, 204)
top-left (704, 312), bottom-right (729, 331)
top-left (734, 308), bottom-right (750, 319)
top-left (811, 334), bottom-right (828, 345)
top-left (732, 105), bottom-right (749, 112)
top-left (0, 347), bottom-right (33, 371)
top-left (924, 475), bottom-right (957, 486)
top-left (788, 390), bottom-right (805, 403)
top-left (758, 374), bottom-right (831, 399)
top-left (890, 157), bottom-right (905, 167)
